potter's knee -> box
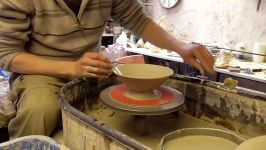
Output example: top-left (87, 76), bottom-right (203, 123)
top-left (21, 88), bottom-right (60, 115)
top-left (23, 103), bottom-right (60, 118)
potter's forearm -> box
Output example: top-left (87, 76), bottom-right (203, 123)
top-left (10, 53), bottom-right (75, 78)
top-left (140, 21), bottom-right (214, 74)
top-left (140, 21), bottom-right (186, 54)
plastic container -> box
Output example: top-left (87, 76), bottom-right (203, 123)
top-left (253, 42), bottom-right (266, 63)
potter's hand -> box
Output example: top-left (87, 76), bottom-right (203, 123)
top-left (73, 52), bottom-right (113, 78)
top-left (178, 44), bottom-right (215, 75)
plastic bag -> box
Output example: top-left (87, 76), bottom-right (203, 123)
top-left (0, 81), bottom-right (16, 127)
top-left (100, 32), bottom-right (127, 62)
top-left (115, 31), bottom-right (127, 47)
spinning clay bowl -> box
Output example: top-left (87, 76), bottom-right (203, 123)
top-left (113, 64), bottom-right (174, 93)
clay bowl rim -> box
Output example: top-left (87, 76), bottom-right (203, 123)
top-left (112, 64), bottom-right (174, 80)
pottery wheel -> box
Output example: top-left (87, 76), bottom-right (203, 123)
top-left (100, 84), bottom-right (185, 115)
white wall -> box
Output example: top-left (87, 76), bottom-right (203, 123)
top-left (146, 0), bottom-right (266, 52)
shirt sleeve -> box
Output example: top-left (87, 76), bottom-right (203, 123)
top-left (0, 0), bottom-right (33, 71)
top-left (111, 0), bottom-right (152, 36)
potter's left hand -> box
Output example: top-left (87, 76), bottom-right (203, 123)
top-left (73, 52), bottom-right (113, 78)
top-left (178, 43), bottom-right (215, 75)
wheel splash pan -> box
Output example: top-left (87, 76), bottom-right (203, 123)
top-left (59, 75), bottom-right (266, 150)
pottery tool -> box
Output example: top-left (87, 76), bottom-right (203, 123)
top-left (191, 42), bottom-right (266, 57)
top-left (215, 64), bottom-right (229, 69)
top-left (257, 0), bottom-right (261, 12)
top-left (228, 66), bottom-right (241, 73)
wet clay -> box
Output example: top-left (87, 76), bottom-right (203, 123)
top-left (164, 135), bottom-right (237, 150)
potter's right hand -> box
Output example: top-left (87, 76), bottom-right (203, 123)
top-left (178, 44), bottom-right (215, 75)
top-left (72, 52), bottom-right (113, 78)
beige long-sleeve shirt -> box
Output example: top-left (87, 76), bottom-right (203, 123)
top-left (0, 0), bottom-right (151, 71)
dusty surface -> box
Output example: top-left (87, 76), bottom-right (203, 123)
top-left (164, 78), bottom-right (266, 136)
top-left (145, 0), bottom-right (266, 54)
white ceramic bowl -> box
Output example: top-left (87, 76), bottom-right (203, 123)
top-left (158, 128), bottom-right (245, 150)
top-left (236, 135), bottom-right (266, 150)
top-left (113, 64), bottom-right (173, 93)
